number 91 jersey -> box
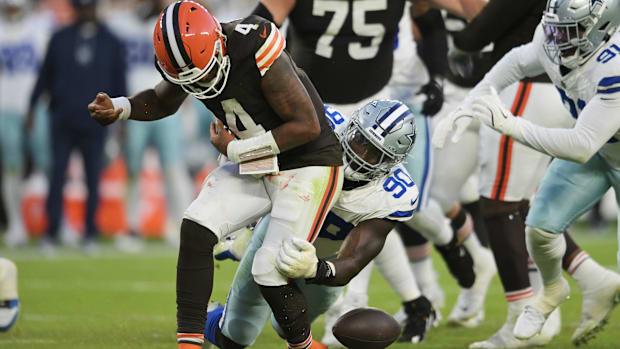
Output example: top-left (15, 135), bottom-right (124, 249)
top-left (286, 0), bottom-right (406, 104)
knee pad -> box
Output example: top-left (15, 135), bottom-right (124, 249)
top-left (252, 246), bottom-right (287, 287)
top-left (526, 227), bottom-right (566, 261)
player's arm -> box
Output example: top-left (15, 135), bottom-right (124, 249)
top-left (260, 53), bottom-right (322, 152)
top-left (412, 8), bottom-right (448, 116)
top-left (475, 89), bottom-right (620, 164)
top-left (88, 79), bottom-right (188, 126)
top-left (452, 0), bottom-right (538, 53)
top-left (275, 218), bottom-right (396, 287)
top-left (253, 0), bottom-right (296, 26)
top-left (423, 0), bottom-right (485, 21)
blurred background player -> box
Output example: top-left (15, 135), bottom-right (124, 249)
top-left (28, 0), bottom-right (126, 254)
top-left (0, 257), bottom-right (18, 332)
top-left (107, 0), bottom-right (192, 249)
top-left (0, 0), bottom-right (52, 247)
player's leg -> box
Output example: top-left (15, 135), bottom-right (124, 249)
top-left (178, 162), bottom-right (272, 348)
top-left (256, 166), bottom-right (342, 349)
top-left (152, 116), bottom-right (193, 246)
top-left (516, 156), bottom-right (613, 340)
top-left (205, 216), bottom-right (273, 348)
top-left (0, 112), bottom-right (26, 246)
top-left (0, 258), bottom-right (18, 332)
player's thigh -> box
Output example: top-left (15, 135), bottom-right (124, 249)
top-left (526, 156), bottom-right (611, 234)
top-left (152, 116), bottom-right (183, 168)
top-left (430, 122), bottom-right (480, 212)
top-left (184, 161), bottom-right (271, 240)
top-left (0, 112), bottom-right (24, 171)
top-left (402, 114), bottom-right (432, 211)
top-left (253, 166), bottom-right (343, 286)
top-left (221, 216), bottom-right (271, 347)
top-left (125, 121), bottom-right (151, 177)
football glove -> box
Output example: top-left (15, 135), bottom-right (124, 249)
top-left (275, 238), bottom-right (318, 279)
top-left (471, 87), bottom-right (517, 135)
top-left (416, 79), bottom-right (444, 116)
top-left (431, 106), bottom-right (475, 148)
top-left (448, 46), bottom-right (478, 79)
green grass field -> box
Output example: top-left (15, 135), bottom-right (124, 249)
top-left (1, 222), bottom-right (619, 348)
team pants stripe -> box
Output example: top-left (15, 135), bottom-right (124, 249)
top-left (491, 82), bottom-right (532, 200)
top-left (306, 167), bottom-right (340, 243)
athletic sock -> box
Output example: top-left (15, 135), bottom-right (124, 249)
top-left (177, 334), bottom-right (204, 348)
top-left (287, 333), bottom-right (313, 349)
top-left (570, 256), bottom-right (609, 293)
top-left (375, 231), bottom-right (421, 301)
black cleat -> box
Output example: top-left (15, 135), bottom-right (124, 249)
top-left (399, 296), bottom-right (436, 343)
top-left (435, 234), bottom-right (475, 288)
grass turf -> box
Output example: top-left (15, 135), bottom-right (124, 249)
top-left (1, 222), bottom-right (619, 348)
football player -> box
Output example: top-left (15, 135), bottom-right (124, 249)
top-left (106, 0), bottom-right (193, 249)
top-left (204, 100), bottom-right (434, 348)
top-left (0, 0), bottom-right (52, 247)
top-left (88, 2), bottom-right (343, 349)
top-left (438, 0), bottom-right (620, 345)
top-left (0, 258), bottom-right (18, 332)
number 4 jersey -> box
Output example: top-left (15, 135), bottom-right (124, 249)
top-left (156, 15), bottom-right (342, 171)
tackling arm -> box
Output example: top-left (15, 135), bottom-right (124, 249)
top-left (314, 218), bottom-right (396, 287)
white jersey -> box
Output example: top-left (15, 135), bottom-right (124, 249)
top-left (468, 24), bottom-right (620, 169)
top-left (106, 11), bottom-right (160, 94)
top-left (315, 107), bottom-right (419, 258)
top-left (0, 14), bottom-right (52, 114)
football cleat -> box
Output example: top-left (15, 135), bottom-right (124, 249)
top-left (572, 270), bottom-right (620, 346)
top-left (214, 227), bottom-right (253, 261)
top-left (399, 296), bottom-right (436, 343)
top-left (514, 278), bottom-right (569, 340)
top-left (435, 234), bottom-right (475, 289)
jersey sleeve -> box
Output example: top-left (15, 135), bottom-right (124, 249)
top-left (597, 76), bottom-right (620, 98)
top-left (386, 184), bottom-right (419, 222)
top-left (247, 17), bottom-right (286, 76)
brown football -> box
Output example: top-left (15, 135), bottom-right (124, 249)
top-left (332, 307), bottom-right (401, 349)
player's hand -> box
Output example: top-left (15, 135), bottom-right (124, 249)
top-left (471, 87), bottom-right (517, 135)
top-left (275, 238), bottom-right (318, 279)
top-left (88, 93), bottom-right (122, 126)
top-left (416, 79), bottom-right (444, 116)
top-left (210, 119), bottom-right (236, 156)
top-left (431, 106), bottom-right (474, 148)
top-left (448, 46), bottom-right (478, 79)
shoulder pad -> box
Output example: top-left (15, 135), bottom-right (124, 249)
top-left (227, 16), bottom-right (286, 76)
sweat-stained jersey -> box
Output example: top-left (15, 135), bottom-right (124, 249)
top-left (313, 106), bottom-right (418, 258)
top-left (157, 15), bottom-right (342, 171)
top-left (286, 0), bottom-right (406, 104)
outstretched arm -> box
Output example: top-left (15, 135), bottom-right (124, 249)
top-left (275, 218), bottom-right (396, 287)
top-left (88, 79), bottom-right (187, 126)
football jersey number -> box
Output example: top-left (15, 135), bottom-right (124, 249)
top-left (313, 0), bottom-right (387, 60)
top-left (221, 98), bottom-right (266, 138)
top-left (383, 168), bottom-right (414, 199)
top-left (597, 44), bottom-right (620, 64)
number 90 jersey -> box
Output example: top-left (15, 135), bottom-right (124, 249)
top-left (315, 106), bottom-right (418, 258)
top-left (286, 0), bottom-right (406, 104)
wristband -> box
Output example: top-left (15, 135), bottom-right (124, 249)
top-left (226, 131), bottom-right (280, 163)
top-left (306, 260), bottom-right (336, 284)
top-left (111, 97), bottom-right (132, 120)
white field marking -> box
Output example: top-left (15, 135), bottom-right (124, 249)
top-left (22, 280), bottom-right (174, 293)
top-left (23, 313), bottom-right (169, 322)
top-left (0, 339), bottom-right (56, 344)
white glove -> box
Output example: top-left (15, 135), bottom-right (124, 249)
top-left (275, 238), bottom-right (318, 279)
top-left (471, 87), bottom-right (517, 135)
top-left (431, 107), bottom-right (475, 148)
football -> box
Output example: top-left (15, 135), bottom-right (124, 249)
top-left (332, 307), bottom-right (401, 349)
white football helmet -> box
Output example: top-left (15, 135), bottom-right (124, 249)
top-left (341, 100), bottom-right (417, 181)
top-left (542, 0), bottom-right (620, 68)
